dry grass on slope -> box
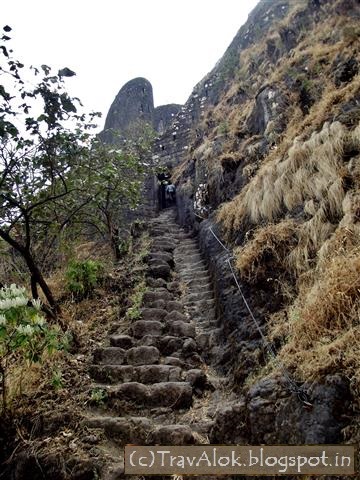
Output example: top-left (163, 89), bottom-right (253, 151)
top-left (219, 119), bottom-right (360, 395)
top-left (269, 244), bottom-right (360, 394)
top-left (218, 120), bottom-right (360, 239)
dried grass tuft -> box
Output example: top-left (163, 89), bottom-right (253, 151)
top-left (235, 220), bottom-right (298, 282)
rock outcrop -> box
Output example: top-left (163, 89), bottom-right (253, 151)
top-left (100, 77), bottom-right (181, 143)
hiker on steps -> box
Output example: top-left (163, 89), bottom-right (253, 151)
top-left (166, 183), bottom-right (176, 205)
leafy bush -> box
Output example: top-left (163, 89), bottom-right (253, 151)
top-left (118, 238), bottom-right (131, 256)
top-left (0, 284), bottom-right (63, 412)
top-left (66, 260), bottom-right (103, 299)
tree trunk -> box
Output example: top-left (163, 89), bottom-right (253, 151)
top-left (23, 251), bottom-right (59, 315)
top-left (0, 363), bottom-right (7, 414)
top-left (111, 231), bottom-right (121, 260)
top-left (30, 274), bottom-right (39, 300)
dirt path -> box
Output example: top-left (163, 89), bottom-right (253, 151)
top-left (84, 208), bottom-right (233, 479)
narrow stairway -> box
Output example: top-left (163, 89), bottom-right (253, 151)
top-left (84, 208), bottom-right (233, 479)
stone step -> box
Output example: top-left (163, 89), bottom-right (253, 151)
top-left (164, 310), bottom-right (190, 324)
top-left (182, 274), bottom-right (210, 283)
top-left (84, 416), bottom-right (197, 445)
top-left (185, 298), bottom-right (215, 307)
top-left (152, 236), bottom-right (179, 244)
top-left (179, 268), bottom-right (208, 276)
top-left (130, 320), bottom-right (164, 338)
top-left (179, 239), bottom-right (198, 244)
top-left (186, 291), bottom-right (214, 302)
top-left (109, 335), bottom-right (134, 349)
top-left (187, 282), bottom-right (212, 291)
top-left (140, 307), bottom-right (168, 321)
top-left (142, 289), bottom-right (172, 305)
top-left (149, 424), bottom-right (196, 445)
top-left (167, 320), bottom-right (196, 338)
top-left (126, 346), bottom-right (160, 365)
top-left (146, 251), bottom-right (174, 265)
top-left (151, 242), bottom-right (176, 253)
top-left (179, 259), bottom-right (207, 268)
top-left (89, 364), bottom-right (182, 384)
top-left (175, 247), bottom-right (199, 254)
top-left (133, 335), bottom-right (196, 357)
top-left (107, 381), bottom-right (193, 409)
top-left (93, 347), bottom-right (126, 365)
top-left (84, 416), bottom-right (151, 444)
top-left (180, 253), bottom-right (203, 261)
top-left (196, 313), bottom-right (217, 323)
top-left (94, 346), bottom-right (160, 366)
top-left (150, 228), bottom-right (181, 236)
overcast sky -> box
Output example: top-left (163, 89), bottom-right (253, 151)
top-left (3, 0), bottom-right (258, 131)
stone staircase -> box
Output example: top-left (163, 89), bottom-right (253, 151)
top-left (84, 208), bottom-right (232, 479)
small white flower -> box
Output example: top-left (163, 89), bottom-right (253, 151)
top-left (17, 325), bottom-right (34, 336)
top-left (0, 299), bottom-right (12, 310)
top-left (10, 284), bottom-right (26, 296)
top-left (14, 296), bottom-right (28, 308)
top-left (33, 315), bottom-right (46, 327)
top-left (31, 298), bottom-right (42, 311)
top-left (0, 315), bottom-right (6, 326)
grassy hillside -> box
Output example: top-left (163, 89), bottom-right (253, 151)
top-left (174, 0), bottom-right (360, 411)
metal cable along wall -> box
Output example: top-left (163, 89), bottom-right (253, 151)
top-left (195, 212), bottom-right (312, 407)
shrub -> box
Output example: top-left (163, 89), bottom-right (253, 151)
top-left (66, 260), bottom-right (103, 299)
top-left (89, 387), bottom-right (107, 406)
top-left (126, 281), bottom-right (147, 320)
top-left (0, 284), bottom-right (63, 412)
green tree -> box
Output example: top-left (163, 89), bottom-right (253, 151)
top-left (0, 27), bottom-right (152, 314)
top-left (0, 26), bottom-right (101, 314)
top-left (79, 141), bottom-right (148, 258)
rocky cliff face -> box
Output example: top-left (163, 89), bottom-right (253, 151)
top-left (168, 0), bottom-right (360, 451)
top-left (102, 0), bottom-right (360, 455)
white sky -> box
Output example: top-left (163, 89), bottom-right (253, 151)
top-left (3, 0), bottom-right (258, 131)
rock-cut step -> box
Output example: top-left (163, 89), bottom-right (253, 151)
top-left (93, 345), bottom-right (160, 366)
top-left (84, 415), bottom-right (197, 445)
top-left (102, 381), bottom-right (193, 410)
top-left (89, 364), bottom-right (182, 384)
top-left (90, 363), bottom-right (208, 387)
